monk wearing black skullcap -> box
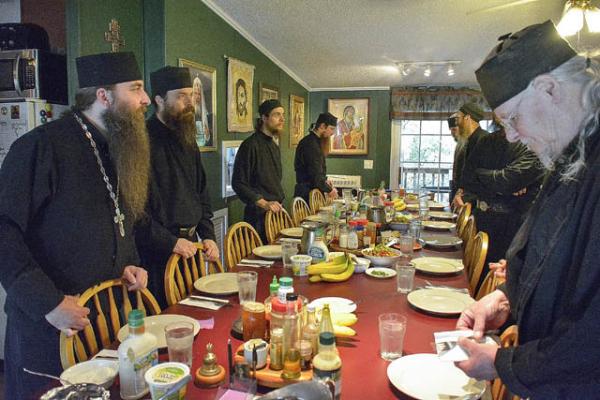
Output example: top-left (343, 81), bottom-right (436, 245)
top-left (0, 51), bottom-right (150, 399)
top-left (294, 112), bottom-right (339, 203)
top-left (138, 66), bottom-right (217, 307)
top-left (232, 99), bottom-right (285, 242)
top-left (455, 21), bottom-right (600, 398)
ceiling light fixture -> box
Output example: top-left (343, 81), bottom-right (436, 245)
top-left (447, 64), bottom-right (455, 77)
top-left (423, 65), bottom-right (432, 77)
top-left (395, 60), bottom-right (460, 78)
top-left (557, 0), bottom-right (600, 37)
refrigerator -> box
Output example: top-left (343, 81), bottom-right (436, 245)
top-left (0, 99), bottom-right (68, 359)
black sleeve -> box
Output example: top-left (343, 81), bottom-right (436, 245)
top-left (304, 140), bottom-right (331, 193)
top-left (460, 137), bottom-right (485, 203)
top-left (0, 134), bottom-right (64, 321)
top-left (195, 152), bottom-right (215, 241)
top-left (232, 140), bottom-right (261, 205)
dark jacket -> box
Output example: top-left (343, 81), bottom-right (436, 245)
top-left (496, 128), bottom-right (600, 398)
top-left (294, 131), bottom-right (331, 201)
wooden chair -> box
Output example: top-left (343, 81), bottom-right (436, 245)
top-left (456, 203), bottom-right (472, 237)
top-left (224, 222), bottom-right (263, 271)
top-left (291, 197), bottom-right (311, 226)
top-left (164, 242), bottom-right (225, 306)
top-left (309, 189), bottom-right (326, 214)
top-left (59, 278), bottom-right (161, 369)
top-left (476, 270), bottom-right (504, 301)
top-left (265, 208), bottom-right (294, 244)
top-left (461, 216), bottom-right (477, 268)
top-left (466, 231), bottom-right (489, 294)
top-left (492, 325), bottom-right (520, 400)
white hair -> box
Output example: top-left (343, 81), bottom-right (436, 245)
top-left (546, 55), bottom-right (600, 181)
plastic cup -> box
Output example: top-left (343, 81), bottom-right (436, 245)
top-left (378, 313), bottom-right (407, 361)
top-left (282, 242), bottom-right (299, 268)
top-left (165, 322), bottom-right (194, 367)
top-left (395, 262), bottom-right (415, 294)
top-left (237, 271), bottom-right (258, 305)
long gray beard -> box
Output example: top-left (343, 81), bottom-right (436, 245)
top-left (102, 104), bottom-right (150, 222)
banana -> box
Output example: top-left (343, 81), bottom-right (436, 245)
top-left (331, 312), bottom-right (357, 327)
top-left (333, 325), bottom-right (356, 337)
top-left (320, 262), bottom-right (355, 282)
top-left (309, 275), bottom-right (322, 283)
top-left (307, 255), bottom-right (348, 275)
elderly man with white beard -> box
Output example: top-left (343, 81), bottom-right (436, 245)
top-left (454, 20), bottom-right (600, 398)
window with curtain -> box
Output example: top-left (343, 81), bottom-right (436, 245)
top-left (390, 87), bottom-right (492, 203)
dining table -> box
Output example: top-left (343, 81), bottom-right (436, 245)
top-left (41, 225), bottom-right (478, 400)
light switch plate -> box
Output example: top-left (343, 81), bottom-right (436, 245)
top-left (364, 160), bottom-right (373, 169)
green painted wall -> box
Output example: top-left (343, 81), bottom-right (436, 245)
top-left (66, 0), bottom-right (309, 226)
top-left (309, 90), bottom-right (391, 190)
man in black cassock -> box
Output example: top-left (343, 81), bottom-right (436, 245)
top-left (232, 100), bottom-right (285, 243)
top-left (452, 102), bottom-right (488, 208)
top-left (138, 66), bottom-right (218, 306)
top-left (455, 21), bottom-right (600, 398)
top-left (448, 113), bottom-right (464, 205)
top-left (0, 52), bottom-right (150, 399)
top-left (294, 112), bottom-right (339, 203)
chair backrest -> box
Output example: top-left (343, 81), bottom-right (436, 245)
top-left (309, 189), bottom-right (326, 214)
top-left (461, 215), bottom-right (477, 267)
top-left (456, 203), bottom-right (472, 237)
top-left (467, 231), bottom-right (489, 294)
top-left (265, 208), bottom-right (294, 244)
top-left (59, 278), bottom-right (161, 369)
top-left (492, 325), bottom-right (520, 400)
top-left (225, 222), bottom-right (264, 270)
top-left (476, 270), bottom-right (504, 301)
top-left (164, 242), bottom-right (225, 306)
top-left (291, 197), bottom-right (311, 226)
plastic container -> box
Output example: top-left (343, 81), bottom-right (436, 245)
top-left (277, 277), bottom-right (294, 303)
top-left (308, 235), bottom-right (329, 264)
top-left (291, 254), bottom-right (312, 277)
top-left (144, 362), bottom-right (190, 400)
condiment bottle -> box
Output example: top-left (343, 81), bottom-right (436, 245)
top-left (338, 224), bottom-right (349, 248)
top-left (347, 222), bottom-right (358, 250)
top-left (312, 332), bottom-right (342, 400)
top-left (118, 310), bottom-right (159, 399)
top-left (263, 276), bottom-right (280, 341)
top-left (302, 304), bottom-right (320, 356)
top-left (277, 277), bottom-right (293, 303)
top-left (269, 327), bottom-right (284, 371)
top-left (319, 304), bottom-right (334, 350)
top-left (308, 229), bottom-right (329, 264)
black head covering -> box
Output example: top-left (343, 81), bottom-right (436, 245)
top-left (316, 112), bottom-right (337, 127)
top-left (258, 99), bottom-right (283, 116)
top-left (150, 66), bottom-right (192, 98)
top-left (76, 52), bottom-right (141, 88)
top-left (475, 20), bottom-right (577, 109)
top-left (459, 102), bottom-right (485, 122)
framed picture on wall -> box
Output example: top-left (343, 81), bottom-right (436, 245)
top-left (328, 98), bottom-right (369, 155)
top-left (289, 94), bottom-right (305, 148)
top-left (222, 140), bottom-right (242, 198)
top-left (259, 82), bottom-right (279, 103)
top-left (178, 58), bottom-right (217, 152)
top-left (227, 57), bottom-right (255, 133)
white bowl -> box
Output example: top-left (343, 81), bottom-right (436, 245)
top-left (360, 248), bottom-right (403, 267)
top-left (353, 257), bottom-right (371, 273)
top-left (60, 359), bottom-right (118, 389)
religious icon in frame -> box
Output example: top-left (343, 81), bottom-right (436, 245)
top-left (227, 57), bottom-right (255, 133)
top-left (328, 98), bottom-right (369, 156)
top-left (289, 94), bottom-right (305, 148)
top-left (178, 58), bottom-right (217, 152)
top-left (259, 82), bottom-right (279, 104)
top-left (222, 140), bottom-right (242, 198)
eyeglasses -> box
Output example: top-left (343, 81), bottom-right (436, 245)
top-left (496, 88), bottom-right (529, 133)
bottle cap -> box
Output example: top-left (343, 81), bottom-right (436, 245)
top-left (269, 276), bottom-right (279, 294)
top-left (286, 293), bottom-right (298, 301)
top-left (319, 332), bottom-right (335, 345)
top-left (127, 309), bottom-right (144, 328)
top-left (279, 277), bottom-right (293, 287)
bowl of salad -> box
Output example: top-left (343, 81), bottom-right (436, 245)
top-left (361, 244), bottom-right (404, 266)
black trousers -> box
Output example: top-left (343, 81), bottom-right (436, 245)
top-left (244, 205), bottom-right (267, 244)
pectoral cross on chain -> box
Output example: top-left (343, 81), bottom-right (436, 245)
top-left (104, 19), bottom-right (124, 53)
top-left (114, 210), bottom-right (125, 237)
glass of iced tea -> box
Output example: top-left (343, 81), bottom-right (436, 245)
top-left (242, 301), bottom-right (266, 341)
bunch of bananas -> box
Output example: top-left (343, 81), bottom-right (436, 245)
top-left (393, 198), bottom-right (406, 211)
top-left (331, 312), bottom-right (358, 337)
top-left (307, 254), bottom-right (355, 283)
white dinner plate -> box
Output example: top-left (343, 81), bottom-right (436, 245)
top-left (412, 257), bottom-right (464, 276)
top-left (60, 359), bottom-right (118, 388)
top-left (387, 353), bottom-right (486, 400)
top-left (422, 221), bottom-right (456, 231)
top-left (117, 314), bottom-right (201, 348)
top-left (406, 203), bottom-right (420, 211)
top-left (194, 272), bottom-right (238, 295)
top-left (420, 235), bottom-right (463, 249)
top-left (252, 245), bottom-right (283, 260)
top-left (407, 288), bottom-right (474, 316)
top-left (365, 267), bottom-right (397, 279)
top-left (309, 297), bottom-right (357, 313)
top-left (428, 201), bottom-right (447, 211)
top-left (280, 227), bottom-right (303, 238)
top-left (428, 211), bottom-right (457, 221)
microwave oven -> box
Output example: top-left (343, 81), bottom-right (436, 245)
top-left (0, 49), bottom-right (67, 104)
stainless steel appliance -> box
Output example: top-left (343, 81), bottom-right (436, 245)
top-left (0, 49), bottom-right (67, 104)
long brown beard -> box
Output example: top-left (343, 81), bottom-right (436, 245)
top-left (163, 104), bottom-right (197, 150)
top-left (102, 103), bottom-right (150, 222)
top-left (320, 135), bottom-right (331, 156)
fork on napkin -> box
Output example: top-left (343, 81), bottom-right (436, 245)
top-left (179, 295), bottom-right (230, 310)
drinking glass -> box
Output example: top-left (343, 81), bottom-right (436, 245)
top-left (282, 242), bottom-right (299, 268)
top-left (398, 235), bottom-right (414, 256)
top-left (378, 313), bottom-right (407, 361)
top-left (165, 321), bottom-right (194, 367)
top-left (237, 271), bottom-right (258, 305)
top-left (409, 220), bottom-right (422, 242)
top-left (395, 262), bottom-right (416, 294)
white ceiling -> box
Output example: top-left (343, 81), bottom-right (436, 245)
top-left (203, 0), bottom-right (600, 90)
